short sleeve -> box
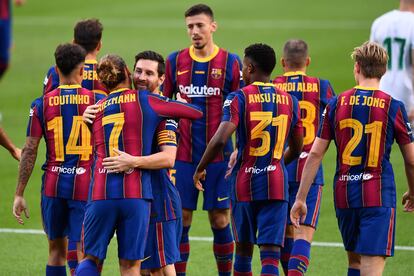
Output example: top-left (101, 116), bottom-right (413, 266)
top-left (26, 98), bottom-right (43, 138)
top-left (290, 95), bottom-right (303, 138)
top-left (222, 92), bottom-right (241, 127)
top-left (317, 99), bottom-right (335, 141)
top-left (394, 102), bottom-right (414, 145)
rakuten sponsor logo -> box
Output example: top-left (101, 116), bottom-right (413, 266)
top-left (51, 166), bottom-right (86, 175)
top-left (339, 173), bottom-right (373, 181)
top-left (245, 165), bottom-right (277, 174)
top-left (178, 84), bottom-right (221, 98)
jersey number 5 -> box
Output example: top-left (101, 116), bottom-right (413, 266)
top-left (249, 111), bottom-right (288, 159)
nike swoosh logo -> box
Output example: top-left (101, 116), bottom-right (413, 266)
top-left (217, 197), bottom-right (229, 202)
top-left (177, 70), bottom-right (189, 76)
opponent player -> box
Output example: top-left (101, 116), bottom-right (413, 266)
top-left (291, 41), bottom-right (414, 276)
top-left (273, 39), bottom-right (335, 275)
top-left (75, 54), bottom-right (203, 276)
top-left (91, 51), bottom-right (182, 276)
top-left (0, 0), bottom-right (25, 79)
top-left (12, 43), bottom-right (104, 276)
top-left (43, 18), bottom-right (107, 96)
top-left (370, 0), bottom-right (414, 120)
top-left (194, 43), bottom-right (303, 276)
top-left (162, 4), bottom-right (243, 274)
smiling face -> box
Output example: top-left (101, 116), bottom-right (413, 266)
top-left (185, 13), bottom-right (217, 50)
top-left (133, 59), bottom-right (164, 93)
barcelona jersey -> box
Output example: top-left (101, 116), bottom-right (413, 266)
top-left (43, 59), bottom-right (108, 96)
top-left (163, 45), bottom-right (243, 163)
top-left (150, 119), bottom-right (182, 223)
top-left (273, 71), bottom-right (335, 184)
top-left (90, 89), bottom-right (203, 201)
top-left (222, 82), bottom-right (303, 202)
top-left (0, 0), bottom-right (10, 20)
top-left (318, 86), bottom-right (414, 208)
top-left (26, 85), bottom-right (105, 201)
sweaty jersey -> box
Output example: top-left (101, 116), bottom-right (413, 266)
top-left (43, 59), bottom-right (108, 96)
top-left (273, 71), bottom-right (335, 184)
top-left (0, 0), bottom-right (10, 20)
top-left (318, 86), bottom-right (414, 209)
top-left (162, 45), bottom-right (243, 163)
top-left (222, 82), bottom-right (303, 202)
top-left (150, 119), bottom-right (182, 223)
top-left (90, 89), bottom-right (203, 201)
top-left (26, 85), bottom-right (105, 201)
top-left (370, 10), bottom-right (414, 110)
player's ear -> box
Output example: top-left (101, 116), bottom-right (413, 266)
top-left (158, 74), bottom-right (166, 87)
top-left (78, 63), bottom-right (84, 77)
top-left (211, 21), bottom-right (217, 32)
top-left (306, 57), bottom-right (311, 67)
top-left (281, 58), bottom-right (286, 68)
top-left (96, 41), bottom-right (102, 52)
top-left (248, 63), bottom-right (254, 74)
top-left (124, 67), bottom-right (132, 88)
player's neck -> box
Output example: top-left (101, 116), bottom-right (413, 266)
top-left (85, 51), bottom-right (98, 61)
top-left (59, 75), bottom-right (81, 86)
top-left (357, 78), bottom-right (380, 89)
top-left (193, 40), bottom-right (216, 58)
top-left (400, 2), bottom-right (414, 12)
top-left (284, 67), bottom-right (307, 74)
top-left (252, 75), bottom-right (271, 84)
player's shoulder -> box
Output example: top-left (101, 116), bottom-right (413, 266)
top-left (373, 10), bottom-right (398, 24)
top-left (30, 96), bottom-right (44, 108)
top-left (167, 48), bottom-right (190, 61)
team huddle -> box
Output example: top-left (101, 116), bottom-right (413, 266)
top-left (8, 3), bottom-right (414, 276)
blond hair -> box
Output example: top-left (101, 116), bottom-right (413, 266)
top-left (351, 41), bottom-right (388, 79)
top-left (97, 54), bottom-right (127, 90)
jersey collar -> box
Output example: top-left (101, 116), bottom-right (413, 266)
top-left (252, 81), bottom-right (275, 87)
top-left (85, 59), bottom-right (98, 64)
top-left (189, 45), bottom-right (219, 62)
top-left (109, 88), bottom-right (129, 95)
top-left (58, 84), bottom-right (82, 89)
top-left (283, 71), bottom-right (306, 77)
top-left (354, 85), bottom-right (378, 91)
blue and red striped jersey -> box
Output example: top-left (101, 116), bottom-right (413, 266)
top-left (43, 59), bottom-right (108, 96)
top-left (162, 45), bottom-right (243, 163)
top-left (150, 119), bottom-right (182, 223)
top-left (222, 82), bottom-right (303, 202)
top-left (90, 89), bottom-right (203, 201)
top-left (26, 85), bottom-right (105, 201)
top-left (318, 86), bottom-right (414, 208)
top-left (273, 71), bottom-right (335, 184)
top-left (0, 0), bottom-right (10, 20)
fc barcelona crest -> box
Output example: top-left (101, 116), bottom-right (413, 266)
top-left (211, 68), bottom-right (222, 79)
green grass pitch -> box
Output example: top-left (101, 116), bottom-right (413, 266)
top-left (0, 0), bottom-right (413, 275)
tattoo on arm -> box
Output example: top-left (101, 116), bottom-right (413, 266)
top-left (16, 137), bottom-right (40, 196)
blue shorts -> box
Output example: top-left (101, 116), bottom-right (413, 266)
top-left (83, 199), bottom-right (150, 260)
top-left (174, 160), bottom-right (230, 210)
top-left (231, 200), bottom-right (287, 246)
top-left (0, 19), bottom-right (11, 68)
top-left (336, 207), bottom-right (396, 257)
top-left (141, 219), bottom-right (182, 269)
top-left (287, 183), bottom-right (323, 228)
top-left (40, 195), bottom-right (86, 241)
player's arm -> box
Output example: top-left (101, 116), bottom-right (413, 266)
top-left (0, 127), bottom-right (21, 161)
top-left (194, 121), bottom-right (237, 191)
top-left (290, 137), bottom-right (330, 228)
top-left (400, 142), bottom-right (414, 211)
top-left (13, 136), bottom-right (41, 224)
top-left (284, 96), bottom-right (304, 165)
top-left (148, 94), bottom-right (203, 120)
top-left (409, 48), bottom-right (414, 121)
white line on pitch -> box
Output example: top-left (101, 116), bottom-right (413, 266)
top-left (1, 228), bottom-right (414, 252)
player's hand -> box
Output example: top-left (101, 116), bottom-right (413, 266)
top-left (83, 104), bottom-right (99, 124)
top-left (102, 149), bottom-right (136, 173)
top-left (408, 110), bottom-right (414, 122)
top-left (10, 147), bottom-right (21, 161)
top-left (290, 200), bottom-right (307, 229)
top-left (176, 93), bottom-right (187, 103)
top-left (193, 169), bottom-right (206, 191)
top-left (225, 149), bottom-right (238, 179)
top-left (13, 195), bottom-right (29, 225)
top-left (402, 191), bottom-right (414, 212)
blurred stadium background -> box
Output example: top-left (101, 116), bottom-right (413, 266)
top-left (0, 0), bottom-right (412, 274)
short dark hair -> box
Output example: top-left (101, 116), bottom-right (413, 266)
top-left (74, 19), bottom-right (103, 53)
top-left (54, 43), bottom-right (86, 76)
top-left (134, 51), bottom-right (165, 76)
top-left (244, 43), bottom-right (276, 75)
top-left (97, 54), bottom-right (127, 90)
top-left (283, 39), bottom-right (308, 69)
top-left (185, 4), bottom-right (214, 19)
